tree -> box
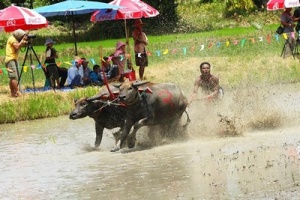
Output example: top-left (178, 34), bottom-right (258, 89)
top-left (224, 0), bottom-right (256, 17)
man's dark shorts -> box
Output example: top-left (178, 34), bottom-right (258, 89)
top-left (46, 63), bottom-right (59, 79)
top-left (135, 52), bottom-right (148, 67)
top-left (6, 59), bottom-right (18, 79)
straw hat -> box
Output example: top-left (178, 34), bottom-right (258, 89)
top-left (116, 41), bottom-right (126, 50)
top-left (134, 19), bottom-right (144, 27)
top-left (12, 29), bottom-right (26, 41)
top-left (45, 38), bottom-right (55, 45)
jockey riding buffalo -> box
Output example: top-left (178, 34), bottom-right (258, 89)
top-left (69, 85), bottom-right (126, 148)
top-left (112, 81), bottom-right (191, 152)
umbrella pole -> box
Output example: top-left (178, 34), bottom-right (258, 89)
top-left (72, 12), bottom-right (78, 56)
top-left (125, 19), bottom-right (133, 71)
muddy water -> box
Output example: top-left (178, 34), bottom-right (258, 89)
top-left (1, 84), bottom-right (300, 199)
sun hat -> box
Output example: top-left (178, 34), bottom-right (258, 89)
top-left (80, 57), bottom-right (89, 63)
top-left (133, 19), bottom-right (144, 27)
top-left (12, 29), bottom-right (26, 41)
top-left (116, 41), bottom-right (126, 50)
top-left (74, 56), bottom-right (82, 64)
top-left (45, 38), bottom-right (55, 46)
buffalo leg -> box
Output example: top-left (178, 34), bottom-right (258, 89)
top-left (127, 117), bottom-right (153, 148)
top-left (95, 122), bottom-right (104, 147)
top-left (111, 120), bottom-right (133, 152)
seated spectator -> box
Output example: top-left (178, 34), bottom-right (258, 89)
top-left (89, 64), bottom-right (103, 86)
top-left (57, 65), bottom-right (68, 88)
top-left (81, 58), bottom-right (92, 86)
top-left (67, 57), bottom-right (83, 88)
top-left (99, 56), bottom-right (119, 83)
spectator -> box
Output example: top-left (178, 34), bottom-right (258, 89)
top-left (81, 58), bottom-right (92, 86)
top-left (281, 7), bottom-right (296, 56)
top-left (44, 38), bottom-right (60, 89)
top-left (5, 29), bottom-right (28, 97)
top-left (132, 19), bottom-right (148, 80)
top-left (111, 41), bottom-right (127, 81)
top-left (99, 56), bottom-right (119, 83)
top-left (89, 64), bottom-right (103, 86)
top-left (67, 57), bottom-right (83, 88)
top-left (188, 62), bottom-right (221, 104)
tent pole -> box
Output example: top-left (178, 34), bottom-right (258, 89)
top-left (72, 12), bottom-right (78, 56)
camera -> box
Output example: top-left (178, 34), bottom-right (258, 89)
top-left (27, 34), bottom-right (36, 39)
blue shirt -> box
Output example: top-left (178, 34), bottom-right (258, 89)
top-left (89, 71), bottom-right (101, 83)
top-left (67, 65), bottom-right (83, 85)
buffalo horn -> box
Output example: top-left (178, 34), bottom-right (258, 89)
top-left (132, 81), bottom-right (149, 88)
top-left (87, 94), bottom-right (105, 102)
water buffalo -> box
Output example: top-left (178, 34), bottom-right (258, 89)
top-left (112, 81), bottom-right (191, 151)
top-left (69, 85), bottom-right (126, 148)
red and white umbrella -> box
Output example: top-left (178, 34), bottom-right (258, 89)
top-left (267, 0), bottom-right (300, 11)
top-left (0, 5), bottom-right (48, 32)
top-left (90, 0), bottom-right (159, 22)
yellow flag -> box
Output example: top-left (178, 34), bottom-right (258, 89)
top-left (163, 49), bottom-right (169, 55)
top-left (283, 33), bottom-right (288, 40)
top-left (226, 41), bottom-right (230, 47)
top-left (24, 66), bottom-right (28, 72)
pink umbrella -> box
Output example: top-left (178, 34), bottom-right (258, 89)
top-left (0, 5), bottom-right (48, 32)
top-left (90, 0), bottom-right (159, 40)
top-left (267, 0), bottom-right (300, 11)
top-left (90, 0), bottom-right (159, 21)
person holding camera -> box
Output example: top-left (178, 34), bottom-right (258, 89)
top-left (5, 29), bottom-right (28, 97)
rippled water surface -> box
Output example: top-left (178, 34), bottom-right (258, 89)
top-left (1, 84), bottom-right (300, 199)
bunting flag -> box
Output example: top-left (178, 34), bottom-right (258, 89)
top-left (183, 47), bottom-right (187, 55)
top-left (226, 41), bottom-right (230, 46)
top-left (200, 44), bottom-right (204, 51)
top-left (155, 50), bottom-right (161, 56)
top-left (241, 39), bottom-right (246, 47)
top-left (90, 58), bottom-right (96, 65)
top-left (0, 33), bottom-right (291, 76)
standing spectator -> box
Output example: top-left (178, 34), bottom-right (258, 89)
top-left (67, 57), bottom-right (83, 88)
top-left (293, 7), bottom-right (300, 39)
top-left (81, 58), bottom-right (92, 86)
top-left (44, 38), bottom-right (60, 89)
top-left (111, 41), bottom-right (127, 81)
top-left (132, 19), bottom-right (148, 80)
top-left (281, 7), bottom-right (296, 56)
top-left (5, 29), bottom-right (28, 97)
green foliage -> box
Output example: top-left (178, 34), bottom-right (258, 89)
top-left (224, 0), bottom-right (256, 17)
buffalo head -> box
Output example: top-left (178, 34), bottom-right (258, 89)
top-left (115, 81), bottom-right (152, 104)
top-left (69, 96), bottom-right (104, 120)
